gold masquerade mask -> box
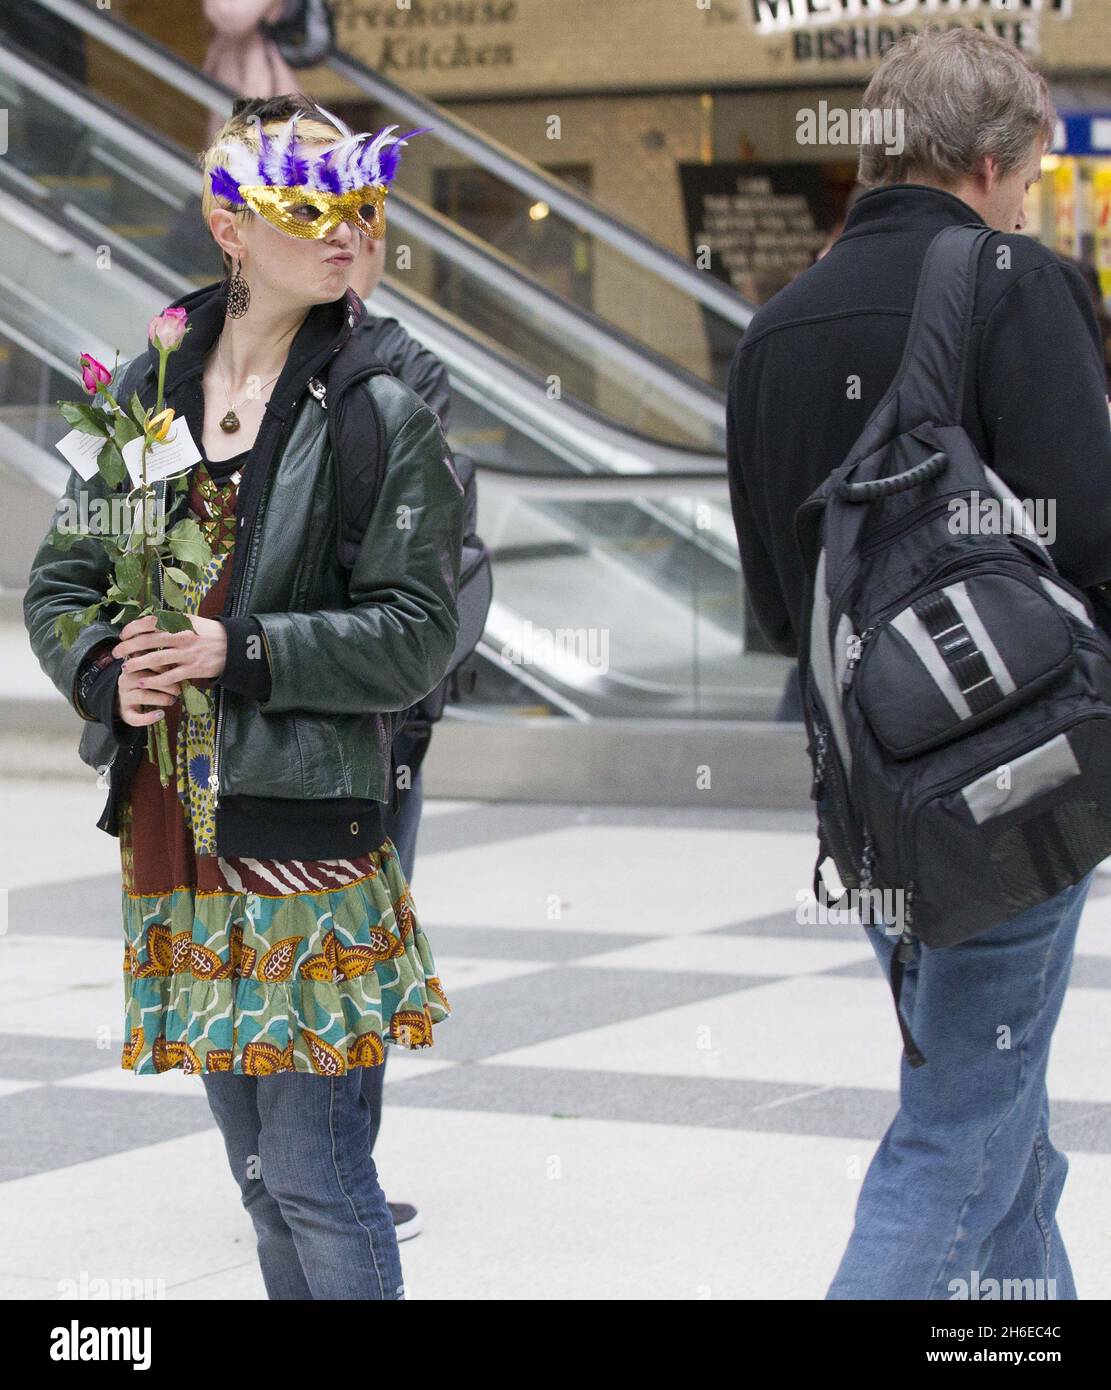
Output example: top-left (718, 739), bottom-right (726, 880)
top-left (208, 107), bottom-right (426, 243)
top-left (238, 183), bottom-right (388, 240)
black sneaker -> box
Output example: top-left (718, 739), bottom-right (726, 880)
top-left (388, 1201), bottom-right (423, 1242)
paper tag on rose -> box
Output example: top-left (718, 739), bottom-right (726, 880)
top-left (55, 428), bottom-right (108, 480)
top-left (121, 417), bottom-right (202, 487)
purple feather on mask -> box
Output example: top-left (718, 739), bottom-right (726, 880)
top-left (376, 145), bottom-right (401, 185)
top-left (273, 112), bottom-right (309, 188)
top-left (377, 127), bottom-right (429, 185)
top-left (313, 149), bottom-right (343, 194)
top-left (209, 167), bottom-right (246, 204)
top-left (281, 148), bottom-right (310, 187)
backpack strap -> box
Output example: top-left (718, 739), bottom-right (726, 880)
top-left (889, 938), bottom-right (927, 1069)
top-left (320, 332), bottom-right (394, 571)
top-left (861, 223), bottom-right (994, 452)
top-left (821, 224), bottom-right (995, 607)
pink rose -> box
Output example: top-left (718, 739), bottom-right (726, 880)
top-left (148, 306), bottom-right (189, 352)
top-left (79, 353), bottom-right (112, 395)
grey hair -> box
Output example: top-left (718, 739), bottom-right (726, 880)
top-left (857, 26), bottom-right (1056, 188)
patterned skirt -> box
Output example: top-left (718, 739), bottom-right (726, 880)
top-left (117, 459), bottom-right (451, 1076)
top-left (120, 806), bottom-right (451, 1076)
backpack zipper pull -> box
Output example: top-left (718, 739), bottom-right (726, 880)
top-left (898, 881), bottom-right (916, 954)
top-left (846, 624), bottom-right (877, 671)
top-left (811, 722), bottom-right (827, 800)
top-left (860, 823), bottom-right (876, 891)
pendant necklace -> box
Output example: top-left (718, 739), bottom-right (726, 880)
top-left (217, 338), bottom-right (281, 433)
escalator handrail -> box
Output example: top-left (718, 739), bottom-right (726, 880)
top-left (381, 194), bottom-right (725, 432)
top-left (372, 282), bottom-right (728, 476)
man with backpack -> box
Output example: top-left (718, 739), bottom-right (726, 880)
top-left (726, 27), bottom-right (1111, 1299)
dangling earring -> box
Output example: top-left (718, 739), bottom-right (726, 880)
top-left (225, 256), bottom-right (250, 318)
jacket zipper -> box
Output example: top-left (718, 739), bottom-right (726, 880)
top-left (210, 428), bottom-right (289, 810)
top-left (97, 746), bottom-right (120, 790)
top-left (208, 336), bottom-right (344, 813)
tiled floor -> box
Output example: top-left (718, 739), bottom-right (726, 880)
top-left (3, 788), bottom-right (1111, 1299)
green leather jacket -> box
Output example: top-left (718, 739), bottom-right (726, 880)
top-left (24, 286), bottom-right (465, 858)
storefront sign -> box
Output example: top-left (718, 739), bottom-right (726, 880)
top-left (336, 0), bottom-right (518, 78)
top-left (749, 0), bottom-right (1073, 64)
top-left (316, 0), bottom-right (1096, 99)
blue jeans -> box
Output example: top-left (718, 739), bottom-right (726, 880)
top-left (201, 1070), bottom-right (404, 1300)
top-left (200, 770), bottom-right (426, 1296)
top-left (362, 765), bottom-right (424, 1154)
top-left (827, 871), bottom-right (1092, 1300)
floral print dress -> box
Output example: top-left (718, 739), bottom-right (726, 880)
top-left (118, 449), bottom-right (451, 1076)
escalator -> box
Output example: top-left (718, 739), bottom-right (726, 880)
top-left (0, 2), bottom-right (787, 723)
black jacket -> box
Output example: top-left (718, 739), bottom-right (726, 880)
top-left (356, 313), bottom-right (452, 430)
top-left (76, 309), bottom-right (453, 722)
top-left (28, 282), bottom-right (464, 858)
top-left (75, 303), bottom-right (456, 821)
top-left (727, 184), bottom-right (1111, 659)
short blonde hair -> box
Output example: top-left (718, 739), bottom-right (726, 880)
top-left (857, 26), bottom-right (1056, 188)
top-left (200, 97), bottom-right (346, 275)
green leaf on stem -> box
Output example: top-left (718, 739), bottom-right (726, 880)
top-left (129, 392), bottom-right (149, 431)
top-left (181, 682), bottom-right (210, 717)
top-left (114, 549), bottom-right (143, 599)
top-left (155, 609), bottom-right (193, 634)
top-left (114, 415), bottom-right (142, 449)
top-left (167, 518), bottom-right (211, 569)
top-left (161, 571), bottom-right (187, 611)
top-left (163, 566), bottom-right (191, 586)
top-left (53, 611), bottom-right (81, 649)
top-left (96, 437), bottom-right (127, 489)
top-left (59, 402), bottom-right (110, 437)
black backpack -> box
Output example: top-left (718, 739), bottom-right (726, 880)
top-left (794, 224), bottom-right (1111, 1066)
top-left (322, 332), bottom-right (493, 739)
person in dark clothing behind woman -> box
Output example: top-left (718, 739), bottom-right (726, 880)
top-left (727, 27), bottom-right (1111, 1298)
top-left (347, 231), bottom-right (453, 1243)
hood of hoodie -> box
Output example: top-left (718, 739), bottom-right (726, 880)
top-left (137, 278), bottom-right (366, 618)
top-left (143, 277), bottom-right (365, 422)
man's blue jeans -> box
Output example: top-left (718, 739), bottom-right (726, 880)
top-left (827, 870), bottom-right (1092, 1300)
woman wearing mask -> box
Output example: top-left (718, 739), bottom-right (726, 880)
top-left (24, 95), bottom-right (464, 1300)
